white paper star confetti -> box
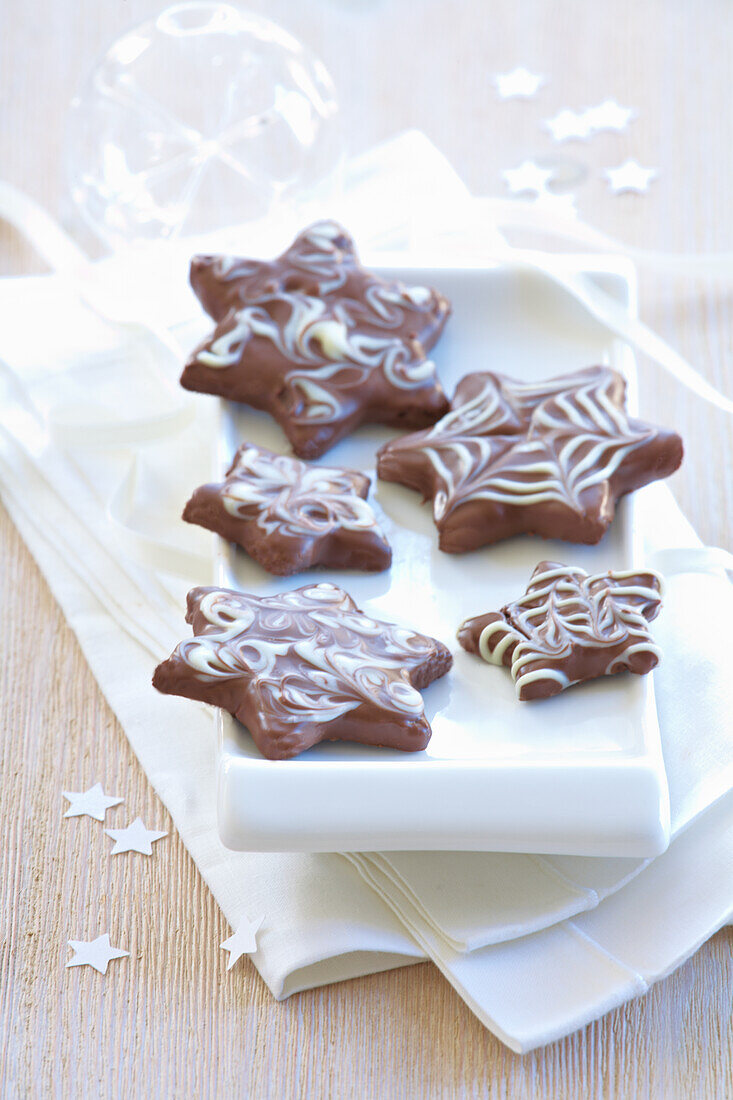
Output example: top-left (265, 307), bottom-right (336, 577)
top-left (221, 915), bottom-right (264, 970)
top-left (494, 67), bottom-right (545, 99)
top-left (502, 160), bottom-right (554, 195)
top-left (604, 159), bottom-right (658, 193)
top-left (66, 934), bottom-right (129, 975)
top-left (545, 100), bottom-right (637, 142)
top-left (544, 108), bottom-right (592, 142)
top-left (584, 99), bottom-right (636, 132)
top-left (62, 782), bottom-right (123, 822)
top-left (104, 817), bottom-right (167, 856)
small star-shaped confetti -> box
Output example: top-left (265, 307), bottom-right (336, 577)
top-left (458, 561), bottom-right (663, 700)
top-left (377, 366), bottom-right (683, 554)
top-left (66, 934), bottom-right (129, 975)
top-left (544, 108), bottom-right (592, 142)
top-left (221, 915), bottom-right (264, 969)
top-left (494, 67), bottom-right (545, 98)
top-left (604, 159), bottom-right (658, 193)
top-left (183, 442), bottom-right (391, 575)
top-left (182, 222), bottom-right (451, 459)
top-left (153, 584), bottom-right (452, 758)
top-left (104, 817), bottom-right (167, 856)
top-left (502, 160), bottom-right (554, 196)
top-left (584, 99), bottom-right (636, 132)
top-left (62, 783), bottom-right (123, 822)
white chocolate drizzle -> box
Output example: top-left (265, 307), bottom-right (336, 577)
top-left (191, 222), bottom-right (447, 428)
top-left (199, 221), bottom-right (439, 334)
top-left (177, 584), bottom-right (441, 725)
top-left (220, 444), bottom-right (382, 541)
top-left (393, 368), bottom-right (658, 521)
top-left (467, 563), bottom-right (663, 698)
top-left (195, 292), bottom-right (440, 423)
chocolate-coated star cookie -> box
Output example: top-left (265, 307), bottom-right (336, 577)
top-left (377, 366), bottom-right (683, 552)
top-left (181, 221), bottom-right (451, 458)
top-left (183, 442), bottom-right (391, 575)
top-left (153, 584), bottom-right (452, 759)
top-left (458, 560), bottom-right (663, 700)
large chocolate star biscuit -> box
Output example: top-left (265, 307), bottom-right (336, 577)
top-left (181, 221), bottom-right (451, 458)
top-left (183, 442), bottom-right (391, 575)
top-left (189, 220), bottom-right (450, 350)
top-left (377, 366), bottom-right (683, 552)
top-left (153, 584), bottom-right (453, 759)
top-left (458, 560), bottom-right (663, 700)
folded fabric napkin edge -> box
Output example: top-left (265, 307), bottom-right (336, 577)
top-left (349, 790), bottom-right (733, 1053)
top-left (347, 851), bottom-right (603, 953)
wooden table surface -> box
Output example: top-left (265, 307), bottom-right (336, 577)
top-left (2, 1), bottom-right (732, 1096)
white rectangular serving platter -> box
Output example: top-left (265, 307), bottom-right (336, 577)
top-left (215, 257), bottom-right (671, 857)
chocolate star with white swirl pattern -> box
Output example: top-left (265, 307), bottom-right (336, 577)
top-left (458, 561), bottom-right (663, 700)
top-left (153, 584), bottom-right (452, 759)
top-left (181, 221), bottom-right (451, 459)
top-left (377, 366), bottom-right (683, 552)
top-left (183, 442), bottom-right (391, 575)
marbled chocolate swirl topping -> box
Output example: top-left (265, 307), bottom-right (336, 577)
top-left (458, 561), bottom-right (663, 700)
top-left (181, 221), bottom-right (451, 458)
top-left (153, 584), bottom-right (452, 759)
top-left (183, 443), bottom-right (391, 575)
top-left (377, 366), bottom-right (683, 551)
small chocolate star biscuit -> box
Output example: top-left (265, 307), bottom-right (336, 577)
top-left (377, 366), bottom-right (683, 552)
top-left (183, 442), bottom-right (391, 575)
top-left (153, 584), bottom-right (453, 759)
top-left (181, 221), bottom-right (451, 458)
top-left (458, 561), bottom-right (663, 700)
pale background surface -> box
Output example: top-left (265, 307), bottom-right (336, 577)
top-left (1, 1), bottom-right (732, 1096)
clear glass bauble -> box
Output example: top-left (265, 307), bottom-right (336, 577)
top-left (66, 2), bottom-right (341, 248)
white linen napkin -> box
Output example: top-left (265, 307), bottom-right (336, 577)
top-left (1, 132), bottom-right (732, 1051)
top-left (351, 790), bottom-right (733, 1052)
